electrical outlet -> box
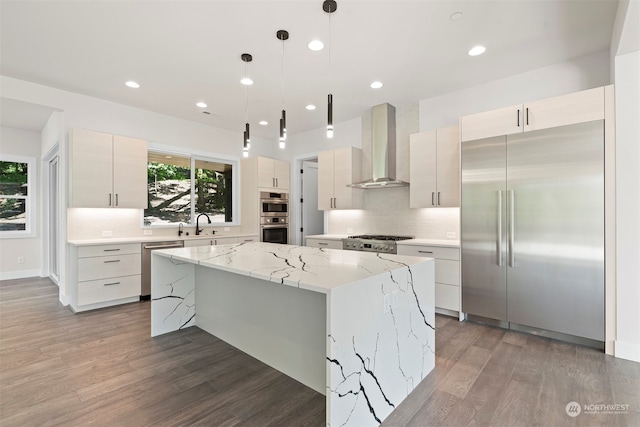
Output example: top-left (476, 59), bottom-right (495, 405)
top-left (383, 294), bottom-right (390, 314)
top-left (143, 230), bottom-right (153, 235)
top-left (446, 231), bottom-right (456, 239)
top-left (102, 231), bottom-right (112, 237)
top-left (17, 256), bottom-right (25, 264)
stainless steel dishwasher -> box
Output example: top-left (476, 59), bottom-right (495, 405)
top-left (141, 241), bottom-right (184, 299)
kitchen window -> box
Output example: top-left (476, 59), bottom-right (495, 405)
top-left (144, 150), bottom-right (236, 226)
top-left (0, 155), bottom-right (35, 237)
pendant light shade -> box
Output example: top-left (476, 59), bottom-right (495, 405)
top-left (277, 30), bottom-right (289, 150)
top-left (241, 53), bottom-right (252, 157)
top-left (323, 1), bottom-right (337, 139)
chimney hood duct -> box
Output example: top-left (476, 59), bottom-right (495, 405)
top-left (349, 103), bottom-right (409, 189)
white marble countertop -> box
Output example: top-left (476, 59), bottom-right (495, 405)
top-left (154, 242), bottom-right (431, 294)
top-left (398, 238), bottom-right (460, 248)
top-left (68, 233), bottom-right (256, 246)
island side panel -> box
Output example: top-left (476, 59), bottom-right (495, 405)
top-left (194, 266), bottom-right (327, 394)
top-left (151, 254), bottom-right (196, 337)
top-left (327, 259), bottom-right (435, 427)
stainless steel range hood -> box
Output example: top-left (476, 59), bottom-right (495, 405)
top-left (348, 103), bottom-right (409, 189)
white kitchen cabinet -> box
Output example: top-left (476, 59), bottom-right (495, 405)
top-left (257, 157), bottom-right (290, 190)
top-left (397, 244), bottom-right (461, 318)
top-left (318, 147), bottom-right (363, 210)
top-left (306, 237), bottom-right (343, 249)
top-left (69, 243), bottom-right (141, 312)
top-left (460, 86), bottom-right (605, 142)
top-left (409, 125), bottom-right (460, 208)
top-left (183, 236), bottom-right (239, 247)
top-left (69, 129), bottom-right (147, 208)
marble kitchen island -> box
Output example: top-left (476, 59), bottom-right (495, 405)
top-left (151, 242), bottom-right (435, 426)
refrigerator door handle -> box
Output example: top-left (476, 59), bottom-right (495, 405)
top-left (497, 190), bottom-right (503, 267)
top-left (509, 189), bottom-right (515, 267)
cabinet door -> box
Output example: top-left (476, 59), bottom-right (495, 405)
top-left (70, 129), bottom-right (113, 207)
top-left (273, 159), bottom-right (290, 190)
top-left (435, 126), bottom-right (460, 207)
top-left (317, 150), bottom-right (334, 210)
top-left (409, 131), bottom-right (437, 208)
top-left (113, 135), bottom-right (148, 209)
top-left (524, 86), bottom-right (604, 132)
top-left (460, 104), bottom-right (523, 142)
top-left (333, 147), bottom-right (362, 209)
top-left (257, 157), bottom-right (276, 188)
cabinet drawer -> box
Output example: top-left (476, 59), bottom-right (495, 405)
top-left (78, 243), bottom-right (141, 258)
top-left (397, 245), bottom-right (460, 260)
top-left (435, 259), bottom-right (460, 286)
top-left (78, 253), bottom-right (141, 282)
top-left (435, 283), bottom-right (460, 311)
top-left (77, 275), bottom-right (141, 306)
top-left (306, 239), bottom-right (343, 249)
top-left (238, 236), bottom-right (258, 243)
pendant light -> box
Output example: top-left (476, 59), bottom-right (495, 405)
top-left (323, 0), bottom-right (337, 139)
top-left (277, 30), bottom-right (289, 149)
top-left (241, 53), bottom-right (252, 158)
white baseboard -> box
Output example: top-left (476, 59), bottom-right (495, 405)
top-left (615, 340), bottom-right (640, 362)
top-left (0, 269), bottom-right (42, 281)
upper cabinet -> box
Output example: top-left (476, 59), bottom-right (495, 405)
top-left (318, 147), bottom-right (363, 210)
top-left (69, 129), bottom-right (147, 208)
top-left (257, 157), bottom-right (290, 191)
top-left (410, 125), bottom-right (460, 208)
top-left (460, 87), bottom-right (605, 142)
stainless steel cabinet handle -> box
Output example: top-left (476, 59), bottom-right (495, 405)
top-left (104, 260), bottom-right (121, 263)
top-left (276, 178), bottom-right (278, 187)
top-left (438, 192), bottom-right (441, 206)
top-left (318, 242), bottom-right (328, 246)
top-left (109, 193), bottom-right (112, 206)
top-left (115, 193), bottom-right (119, 206)
top-left (103, 282), bottom-right (120, 286)
top-left (517, 109), bottom-right (520, 127)
top-left (497, 190), bottom-right (503, 267)
top-left (509, 189), bottom-right (515, 267)
top-left (418, 250), bottom-right (433, 254)
top-left (431, 192), bottom-right (435, 206)
top-left (526, 107), bottom-right (529, 125)
top-left (103, 248), bottom-right (121, 252)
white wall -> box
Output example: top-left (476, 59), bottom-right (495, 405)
top-left (420, 50), bottom-right (611, 130)
top-left (0, 126), bottom-right (42, 279)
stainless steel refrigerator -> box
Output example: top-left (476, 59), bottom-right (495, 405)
top-left (461, 120), bottom-right (604, 343)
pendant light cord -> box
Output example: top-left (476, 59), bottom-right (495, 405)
top-left (281, 38), bottom-right (285, 109)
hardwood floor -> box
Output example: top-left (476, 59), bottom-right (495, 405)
top-left (1, 278), bottom-right (639, 426)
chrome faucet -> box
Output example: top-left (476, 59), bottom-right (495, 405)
top-left (178, 223), bottom-right (184, 237)
top-left (195, 213), bottom-right (211, 235)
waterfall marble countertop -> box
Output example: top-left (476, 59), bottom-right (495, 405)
top-left (153, 241), bottom-right (431, 294)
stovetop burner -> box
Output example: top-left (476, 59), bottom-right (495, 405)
top-left (347, 234), bottom-right (414, 242)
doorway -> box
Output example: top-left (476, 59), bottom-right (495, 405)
top-left (299, 159), bottom-right (324, 245)
top-left (48, 155), bottom-right (60, 283)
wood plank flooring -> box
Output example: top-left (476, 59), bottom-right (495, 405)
top-left (1, 277), bottom-right (639, 426)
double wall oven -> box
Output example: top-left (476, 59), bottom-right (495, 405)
top-left (260, 191), bottom-right (288, 244)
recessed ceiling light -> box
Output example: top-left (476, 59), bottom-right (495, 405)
top-left (196, 102), bottom-right (207, 108)
top-left (450, 12), bottom-right (463, 20)
top-left (306, 104), bottom-right (316, 110)
top-left (308, 40), bottom-right (324, 51)
top-left (370, 81), bottom-right (383, 89)
top-left (125, 81), bottom-right (140, 89)
top-left (259, 120), bottom-right (268, 126)
top-left (468, 45), bottom-right (486, 56)
top-left (240, 77), bottom-right (254, 86)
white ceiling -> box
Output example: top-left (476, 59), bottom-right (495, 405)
top-left (0, 0), bottom-right (619, 138)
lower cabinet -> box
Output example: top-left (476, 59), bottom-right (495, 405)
top-left (305, 237), bottom-right (343, 250)
top-left (397, 244), bottom-right (461, 319)
top-left (70, 243), bottom-right (141, 312)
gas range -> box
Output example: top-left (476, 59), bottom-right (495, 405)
top-left (342, 235), bottom-right (414, 254)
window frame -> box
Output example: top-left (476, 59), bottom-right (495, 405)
top-left (143, 146), bottom-right (240, 228)
top-left (0, 154), bottom-right (36, 239)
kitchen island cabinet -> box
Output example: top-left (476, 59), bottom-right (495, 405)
top-left (151, 242), bottom-right (435, 427)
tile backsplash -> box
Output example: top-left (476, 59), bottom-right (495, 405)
top-left (328, 187), bottom-right (459, 239)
